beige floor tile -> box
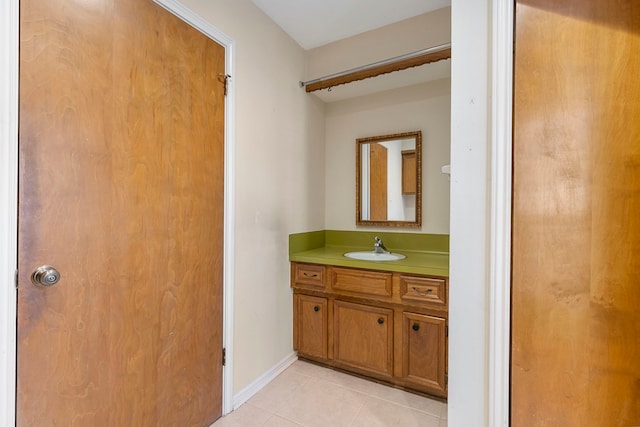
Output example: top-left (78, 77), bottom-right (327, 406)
top-left (247, 368), bottom-right (314, 413)
top-left (285, 360), bottom-right (323, 378)
top-left (263, 414), bottom-right (304, 426)
top-left (210, 403), bottom-right (272, 426)
top-left (358, 383), bottom-right (444, 417)
top-left (313, 366), bottom-right (444, 417)
top-left (441, 403), bottom-right (448, 419)
top-left (214, 361), bottom-right (447, 426)
top-left (313, 366), bottom-right (382, 392)
top-left (274, 377), bottom-right (367, 427)
top-left (350, 395), bottom-right (440, 427)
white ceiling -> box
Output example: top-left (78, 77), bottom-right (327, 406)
top-left (251, 0), bottom-right (451, 50)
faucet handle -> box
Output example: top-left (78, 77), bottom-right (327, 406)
top-left (373, 237), bottom-right (389, 253)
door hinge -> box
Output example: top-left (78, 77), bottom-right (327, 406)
top-left (221, 74), bottom-right (231, 96)
top-left (445, 372), bottom-right (448, 386)
top-left (222, 347), bottom-right (226, 366)
top-left (445, 324), bottom-right (449, 337)
top-left (14, 270), bottom-right (18, 289)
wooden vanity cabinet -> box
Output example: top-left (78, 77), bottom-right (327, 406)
top-left (291, 262), bottom-right (448, 399)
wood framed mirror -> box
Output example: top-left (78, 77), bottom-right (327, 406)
top-left (356, 131), bottom-right (422, 227)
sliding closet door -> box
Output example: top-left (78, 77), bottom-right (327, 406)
top-left (512, 1), bottom-right (640, 425)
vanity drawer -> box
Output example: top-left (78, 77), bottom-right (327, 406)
top-left (331, 267), bottom-right (393, 298)
top-left (400, 275), bottom-right (446, 306)
top-left (292, 263), bottom-right (326, 289)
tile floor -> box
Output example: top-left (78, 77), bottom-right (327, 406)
top-left (212, 360), bottom-right (447, 427)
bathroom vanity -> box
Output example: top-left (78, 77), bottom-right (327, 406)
top-left (289, 231), bottom-right (449, 399)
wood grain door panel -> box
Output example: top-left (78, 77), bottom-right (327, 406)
top-left (333, 300), bottom-right (393, 377)
top-left (401, 312), bottom-right (446, 393)
top-left (369, 143), bottom-right (388, 221)
top-left (294, 294), bottom-right (328, 359)
top-left (18, 0), bottom-right (225, 425)
top-left (512, 1), bottom-right (640, 425)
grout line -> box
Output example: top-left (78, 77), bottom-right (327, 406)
top-left (360, 392), bottom-right (444, 419)
top-left (346, 396), bottom-right (367, 427)
top-left (262, 413), bottom-right (305, 426)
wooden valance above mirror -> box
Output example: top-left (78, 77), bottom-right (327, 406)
top-left (356, 131), bottom-right (422, 228)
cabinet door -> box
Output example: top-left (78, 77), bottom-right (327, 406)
top-left (294, 294), bottom-right (328, 359)
top-left (401, 312), bottom-right (447, 393)
top-left (333, 300), bottom-right (393, 377)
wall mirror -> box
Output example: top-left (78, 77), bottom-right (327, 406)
top-left (356, 131), bottom-right (422, 227)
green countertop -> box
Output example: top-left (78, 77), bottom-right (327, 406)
top-left (289, 230), bottom-right (449, 277)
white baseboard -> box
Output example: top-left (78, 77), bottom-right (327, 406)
top-left (232, 352), bottom-right (298, 410)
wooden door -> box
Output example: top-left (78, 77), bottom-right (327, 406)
top-left (17, 0), bottom-right (225, 425)
top-left (512, 0), bottom-right (640, 425)
top-left (369, 143), bottom-right (388, 221)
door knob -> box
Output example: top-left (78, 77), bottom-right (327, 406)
top-left (31, 265), bottom-right (61, 287)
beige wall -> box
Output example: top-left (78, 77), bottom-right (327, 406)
top-left (315, 8), bottom-right (452, 234)
top-left (177, 0), bottom-right (326, 393)
top-left (177, 0), bottom-right (451, 397)
top-left (324, 79), bottom-right (451, 233)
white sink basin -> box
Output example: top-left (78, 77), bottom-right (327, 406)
top-left (343, 251), bottom-right (406, 262)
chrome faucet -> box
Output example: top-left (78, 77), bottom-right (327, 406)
top-left (374, 236), bottom-right (390, 254)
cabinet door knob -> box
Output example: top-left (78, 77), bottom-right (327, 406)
top-left (377, 317), bottom-right (384, 325)
top-left (412, 323), bottom-right (420, 331)
top-left (313, 306), bottom-right (320, 312)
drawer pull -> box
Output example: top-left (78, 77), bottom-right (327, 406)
top-left (412, 286), bottom-right (434, 295)
top-left (303, 273), bottom-right (318, 278)
top-left (412, 323), bottom-right (420, 332)
top-left (377, 318), bottom-right (384, 325)
top-left (313, 306), bottom-right (320, 312)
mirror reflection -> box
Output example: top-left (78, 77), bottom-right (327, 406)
top-left (356, 131), bottom-right (422, 227)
